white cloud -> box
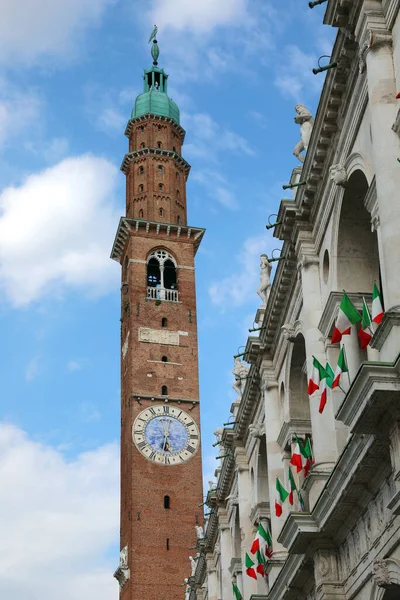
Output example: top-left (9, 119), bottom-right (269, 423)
top-left (209, 234), bottom-right (277, 309)
top-left (0, 0), bottom-right (116, 66)
top-left (183, 113), bottom-right (254, 159)
top-left (0, 424), bottom-right (118, 600)
top-left (67, 359), bottom-right (90, 373)
top-left (25, 355), bottom-right (41, 382)
top-left (0, 81), bottom-right (42, 149)
top-left (0, 155), bottom-right (120, 306)
top-left (85, 85), bottom-right (139, 135)
top-left (192, 170), bottom-right (238, 211)
top-left (275, 45), bottom-right (323, 100)
top-left (149, 0), bottom-right (249, 33)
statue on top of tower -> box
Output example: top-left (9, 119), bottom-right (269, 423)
top-left (293, 104), bottom-right (314, 163)
top-left (148, 24), bottom-right (160, 66)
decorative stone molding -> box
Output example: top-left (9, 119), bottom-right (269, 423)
top-left (373, 558), bottom-right (400, 588)
top-left (249, 503), bottom-right (270, 525)
top-left (319, 291), bottom-right (372, 339)
top-left (329, 163), bottom-right (348, 187)
top-left (281, 323), bottom-right (296, 343)
top-left (249, 423), bottom-right (264, 439)
top-left (113, 546), bottom-right (130, 588)
top-left (370, 307), bottom-right (400, 351)
top-left (139, 327), bottom-right (180, 345)
top-left (277, 419), bottom-right (311, 451)
top-left (367, 28), bottom-right (393, 51)
top-left (228, 557), bottom-right (242, 577)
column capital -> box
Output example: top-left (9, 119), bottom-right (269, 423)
top-left (234, 447), bottom-right (249, 472)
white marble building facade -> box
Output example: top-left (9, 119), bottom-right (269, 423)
top-left (192, 1), bottom-right (400, 599)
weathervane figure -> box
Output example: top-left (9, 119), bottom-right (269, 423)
top-left (148, 24), bottom-right (160, 65)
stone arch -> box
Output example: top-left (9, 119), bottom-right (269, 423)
top-left (287, 334), bottom-right (310, 421)
top-left (255, 436), bottom-right (269, 504)
top-left (345, 151), bottom-right (374, 186)
top-left (232, 507), bottom-right (241, 558)
top-left (334, 169), bottom-right (379, 292)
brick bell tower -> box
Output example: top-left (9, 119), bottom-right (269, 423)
top-left (111, 29), bottom-right (204, 600)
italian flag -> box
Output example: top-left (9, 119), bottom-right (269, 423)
top-left (275, 477), bottom-right (289, 517)
top-left (250, 522), bottom-right (272, 557)
top-left (290, 435), bottom-right (307, 473)
top-left (288, 466), bottom-right (297, 506)
top-left (331, 293), bottom-right (361, 344)
top-left (232, 583), bottom-right (243, 600)
top-left (325, 362), bottom-right (334, 389)
top-left (256, 548), bottom-right (268, 578)
top-left (358, 297), bottom-right (373, 349)
top-left (372, 282), bottom-right (384, 324)
top-left (308, 356), bottom-right (329, 396)
top-left (245, 552), bottom-right (257, 580)
top-left (331, 347), bottom-right (348, 389)
top-left (303, 437), bottom-right (314, 477)
top-left (319, 372), bottom-right (329, 414)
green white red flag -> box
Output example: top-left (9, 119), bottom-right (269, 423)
top-left (325, 362), bottom-right (334, 389)
top-left (308, 356), bottom-right (329, 395)
top-left (245, 552), bottom-right (257, 580)
top-left (331, 293), bottom-right (361, 344)
top-left (372, 282), bottom-right (384, 324)
top-left (250, 522), bottom-right (272, 558)
top-left (275, 477), bottom-right (289, 517)
top-left (288, 466), bottom-right (297, 506)
top-left (319, 371), bottom-right (329, 414)
top-left (358, 297), bottom-right (373, 349)
top-left (331, 347), bottom-right (348, 389)
top-left (232, 583), bottom-right (243, 600)
top-left (256, 548), bottom-right (268, 578)
top-left (303, 437), bottom-right (314, 477)
top-left (290, 435), bottom-right (307, 473)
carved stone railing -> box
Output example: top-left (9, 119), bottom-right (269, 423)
top-left (147, 286), bottom-right (179, 302)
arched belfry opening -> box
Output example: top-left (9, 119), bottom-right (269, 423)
top-left (146, 249), bottom-right (179, 302)
top-left (288, 334), bottom-right (310, 422)
top-left (337, 170), bottom-right (380, 292)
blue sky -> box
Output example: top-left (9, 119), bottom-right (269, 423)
top-left (0, 1), bottom-right (334, 598)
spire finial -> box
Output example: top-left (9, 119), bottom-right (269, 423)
top-left (148, 24), bottom-right (160, 66)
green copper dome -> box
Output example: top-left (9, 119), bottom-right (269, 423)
top-left (131, 66), bottom-right (180, 125)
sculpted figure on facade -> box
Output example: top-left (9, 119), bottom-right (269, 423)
top-left (329, 163), bottom-right (348, 187)
top-left (257, 254), bottom-right (272, 306)
top-left (195, 525), bottom-right (204, 539)
top-left (184, 578), bottom-right (191, 600)
top-left (293, 104), bottom-right (314, 163)
top-left (232, 357), bottom-right (250, 398)
top-left (249, 423), bottom-right (264, 439)
top-left (189, 555), bottom-right (198, 576)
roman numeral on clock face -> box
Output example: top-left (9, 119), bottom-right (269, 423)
top-left (186, 445), bottom-right (196, 454)
top-left (137, 441), bottom-right (147, 450)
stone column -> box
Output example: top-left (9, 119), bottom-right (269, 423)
top-left (206, 554), bottom-right (218, 600)
top-left (217, 508), bottom-right (233, 600)
top-left (360, 8), bottom-right (400, 358)
top-left (298, 252), bottom-right (337, 508)
top-left (235, 447), bottom-right (258, 599)
top-left (259, 367), bottom-right (287, 586)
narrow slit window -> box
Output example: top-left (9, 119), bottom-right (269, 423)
top-left (164, 495), bottom-right (170, 509)
top-left (162, 317), bottom-right (168, 328)
top-left (177, 216), bottom-right (181, 225)
top-left (159, 208), bottom-right (164, 217)
top-left (161, 356), bottom-right (168, 363)
top-left (139, 209), bottom-right (144, 218)
top-left (139, 166), bottom-right (144, 175)
top-left (140, 142), bottom-right (145, 148)
top-left (161, 385), bottom-right (168, 395)
top-left (166, 538), bottom-right (170, 550)
top-left (158, 165), bottom-right (164, 173)
top-left (138, 184), bottom-right (144, 193)
top-left (159, 183), bottom-right (163, 191)
top-left (157, 141), bottom-right (162, 149)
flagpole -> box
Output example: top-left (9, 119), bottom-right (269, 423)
top-left (342, 344), bottom-right (351, 387)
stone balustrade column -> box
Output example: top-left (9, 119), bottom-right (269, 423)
top-left (217, 508), bottom-right (233, 600)
top-left (259, 367), bottom-right (287, 586)
top-left (359, 6), bottom-right (400, 359)
top-left (298, 252), bottom-right (337, 508)
top-left (206, 554), bottom-right (218, 600)
top-left (234, 447), bottom-right (259, 599)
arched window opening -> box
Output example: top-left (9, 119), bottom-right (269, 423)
top-left (139, 209), bottom-right (144, 219)
top-left (158, 165), bottom-right (164, 174)
top-left (159, 208), bottom-right (164, 217)
top-left (173, 146), bottom-right (176, 152)
top-left (162, 317), bottom-right (168, 328)
top-left (161, 356), bottom-right (168, 362)
top-left (140, 142), bottom-right (145, 148)
top-left (138, 184), bottom-right (144, 193)
top-left (146, 250), bottom-right (178, 301)
top-left (161, 385), bottom-right (168, 395)
top-left (164, 495), bottom-right (170, 509)
top-left (147, 257), bottom-right (161, 287)
top-left (139, 166), bottom-right (144, 175)
top-left (159, 183), bottom-right (164, 191)
top-left (337, 170), bottom-right (379, 292)
top-left (288, 334), bottom-right (310, 422)
top-left (164, 259), bottom-right (177, 290)
top-left (177, 216), bottom-right (181, 225)
top-left (157, 141), bottom-right (162, 149)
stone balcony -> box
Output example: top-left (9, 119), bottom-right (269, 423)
top-left (147, 286), bottom-right (179, 302)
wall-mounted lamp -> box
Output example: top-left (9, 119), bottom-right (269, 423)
top-left (313, 55), bottom-right (337, 75)
top-left (309, 0), bottom-right (328, 8)
top-left (282, 180), bottom-right (306, 190)
top-left (266, 213), bottom-right (282, 230)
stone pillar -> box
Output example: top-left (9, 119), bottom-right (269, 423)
top-left (313, 549), bottom-right (346, 600)
top-left (206, 554), bottom-right (218, 600)
top-left (341, 327), bottom-right (363, 383)
top-left (235, 447), bottom-right (258, 599)
top-left (217, 508), bottom-right (233, 600)
top-left (260, 367), bottom-right (287, 586)
top-left (298, 252), bottom-right (337, 508)
top-left (360, 9), bottom-right (400, 358)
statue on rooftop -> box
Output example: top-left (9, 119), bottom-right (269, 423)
top-left (293, 104), bottom-right (314, 163)
top-left (257, 254), bottom-right (272, 306)
top-left (232, 357), bottom-right (250, 398)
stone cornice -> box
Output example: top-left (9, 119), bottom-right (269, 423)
top-left (121, 146), bottom-right (191, 179)
top-left (278, 513), bottom-right (322, 553)
top-left (249, 502), bottom-right (270, 525)
top-left (324, 0), bottom-right (361, 29)
top-left (335, 356), bottom-right (400, 433)
top-left (124, 113), bottom-right (186, 143)
top-left (110, 218), bottom-right (205, 262)
top-left (266, 553), bottom-right (313, 600)
top-left (382, 0), bottom-right (400, 29)
top-left (277, 419), bottom-right (312, 451)
top-left (370, 307), bottom-right (400, 350)
top-left (318, 291), bottom-right (372, 339)
top-left (234, 365), bottom-right (261, 442)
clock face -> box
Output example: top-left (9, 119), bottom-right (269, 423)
top-left (132, 405), bottom-right (200, 465)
